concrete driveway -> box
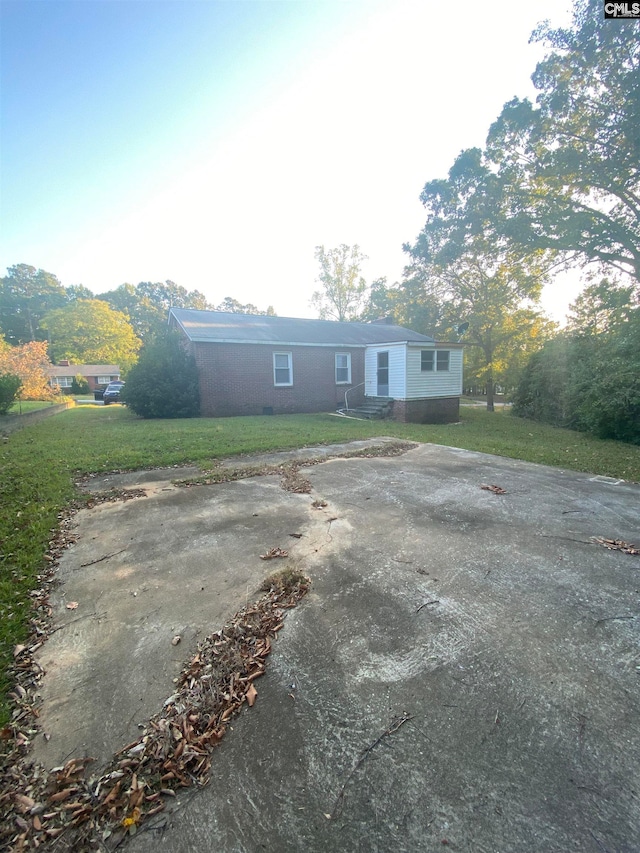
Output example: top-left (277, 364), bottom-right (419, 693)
top-left (32, 440), bottom-right (640, 852)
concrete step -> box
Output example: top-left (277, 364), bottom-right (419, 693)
top-left (349, 403), bottom-right (391, 419)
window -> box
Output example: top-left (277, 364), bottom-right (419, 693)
top-left (421, 350), bottom-right (449, 371)
top-left (420, 351), bottom-right (434, 372)
top-left (273, 352), bottom-right (292, 386)
top-left (97, 375), bottom-right (112, 385)
top-left (335, 353), bottom-right (351, 384)
top-left (436, 351), bottom-right (450, 371)
top-left (53, 376), bottom-right (73, 387)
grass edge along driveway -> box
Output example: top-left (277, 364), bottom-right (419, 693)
top-left (1, 405), bottom-right (639, 728)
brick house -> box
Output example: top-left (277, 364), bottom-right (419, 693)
top-left (48, 361), bottom-right (120, 391)
top-left (169, 308), bottom-right (463, 423)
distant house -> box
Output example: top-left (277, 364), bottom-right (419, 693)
top-left (48, 361), bottom-right (120, 391)
top-left (169, 309), bottom-right (463, 423)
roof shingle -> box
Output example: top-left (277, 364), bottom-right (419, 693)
top-left (170, 309), bottom-right (434, 347)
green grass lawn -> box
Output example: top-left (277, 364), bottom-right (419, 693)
top-left (3, 400), bottom-right (63, 415)
top-left (1, 404), bottom-right (639, 727)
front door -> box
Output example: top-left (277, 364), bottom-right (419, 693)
top-left (377, 351), bottom-right (389, 396)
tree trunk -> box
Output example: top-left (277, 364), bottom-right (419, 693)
top-left (485, 335), bottom-right (495, 412)
top-left (486, 375), bottom-right (495, 412)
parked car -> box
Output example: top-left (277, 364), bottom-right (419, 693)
top-left (103, 381), bottom-right (125, 405)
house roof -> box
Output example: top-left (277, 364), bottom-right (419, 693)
top-left (47, 365), bottom-right (120, 376)
top-left (169, 309), bottom-right (435, 347)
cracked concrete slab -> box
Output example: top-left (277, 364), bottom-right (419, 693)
top-left (32, 441), bottom-right (640, 852)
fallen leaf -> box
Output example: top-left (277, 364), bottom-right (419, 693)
top-left (480, 484), bottom-right (506, 495)
top-left (592, 537), bottom-right (640, 555)
top-left (14, 794), bottom-right (35, 813)
top-left (66, 601), bottom-right (79, 610)
top-left (259, 547), bottom-right (288, 560)
top-left (246, 684), bottom-right (258, 707)
top-left (49, 788), bottom-right (75, 803)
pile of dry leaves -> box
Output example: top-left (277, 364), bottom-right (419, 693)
top-left (592, 537), bottom-right (640, 556)
top-left (1, 569), bottom-right (309, 852)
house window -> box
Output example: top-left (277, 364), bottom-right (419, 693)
top-left (97, 375), bottom-right (112, 385)
top-left (273, 352), bottom-right (293, 386)
top-left (436, 351), bottom-right (450, 371)
top-left (53, 376), bottom-right (73, 387)
top-left (421, 351), bottom-right (434, 372)
top-left (335, 353), bottom-right (351, 384)
top-left (421, 350), bottom-right (450, 371)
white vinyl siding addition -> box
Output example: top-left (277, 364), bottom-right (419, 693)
top-left (407, 347), bottom-right (463, 398)
top-left (364, 344), bottom-right (407, 397)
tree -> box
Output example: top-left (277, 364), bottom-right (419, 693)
top-left (136, 280), bottom-right (211, 312)
top-left (121, 331), bottom-right (200, 418)
top-left (404, 149), bottom-right (553, 410)
top-left (97, 280), bottom-right (215, 338)
top-left (513, 280), bottom-right (640, 443)
top-left (215, 297), bottom-right (275, 315)
top-left (566, 277), bottom-right (637, 335)
top-left (0, 264), bottom-right (67, 344)
top-left (97, 283), bottom-right (164, 339)
top-left (65, 284), bottom-right (95, 301)
top-left (311, 244), bottom-right (369, 321)
top-left (41, 299), bottom-right (141, 372)
top-left (0, 340), bottom-right (55, 400)
top-left (486, 0), bottom-right (640, 288)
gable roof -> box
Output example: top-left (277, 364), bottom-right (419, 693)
top-left (169, 308), bottom-right (434, 347)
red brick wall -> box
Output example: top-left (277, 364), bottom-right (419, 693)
top-left (191, 342), bottom-right (366, 417)
top-left (393, 396), bottom-right (459, 424)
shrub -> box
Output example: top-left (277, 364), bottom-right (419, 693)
top-left (120, 331), bottom-right (200, 418)
top-left (0, 373), bottom-right (22, 415)
top-left (71, 373), bottom-right (90, 394)
top-left (513, 314), bottom-right (640, 445)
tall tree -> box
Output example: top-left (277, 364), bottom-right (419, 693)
top-left (311, 244), bottom-right (369, 321)
top-left (404, 149), bottom-right (553, 410)
top-left (65, 284), bottom-right (95, 301)
top-left (136, 280), bottom-right (211, 312)
top-left (486, 0), bottom-right (640, 287)
top-left (513, 280), bottom-right (640, 443)
top-left (41, 299), bottom-right (141, 372)
top-left (0, 264), bottom-right (67, 344)
top-left (97, 283), bottom-right (162, 339)
top-left (215, 297), bottom-right (275, 315)
top-left (97, 280), bottom-right (214, 338)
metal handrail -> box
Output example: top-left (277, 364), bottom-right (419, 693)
top-left (344, 381), bottom-right (365, 412)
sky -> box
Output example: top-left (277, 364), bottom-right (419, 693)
top-left (1, 0), bottom-right (582, 323)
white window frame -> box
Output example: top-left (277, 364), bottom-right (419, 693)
top-left (273, 352), bottom-right (293, 386)
top-left (53, 376), bottom-right (73, 387)
top-left (335, 352), bottom-right (351, 384)
top-left (436, 350), bottom-right (450, 371)
top-left (97, 375), bottom-right (112, 385)
top-left (420, 350), bottom-right (434, 372)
